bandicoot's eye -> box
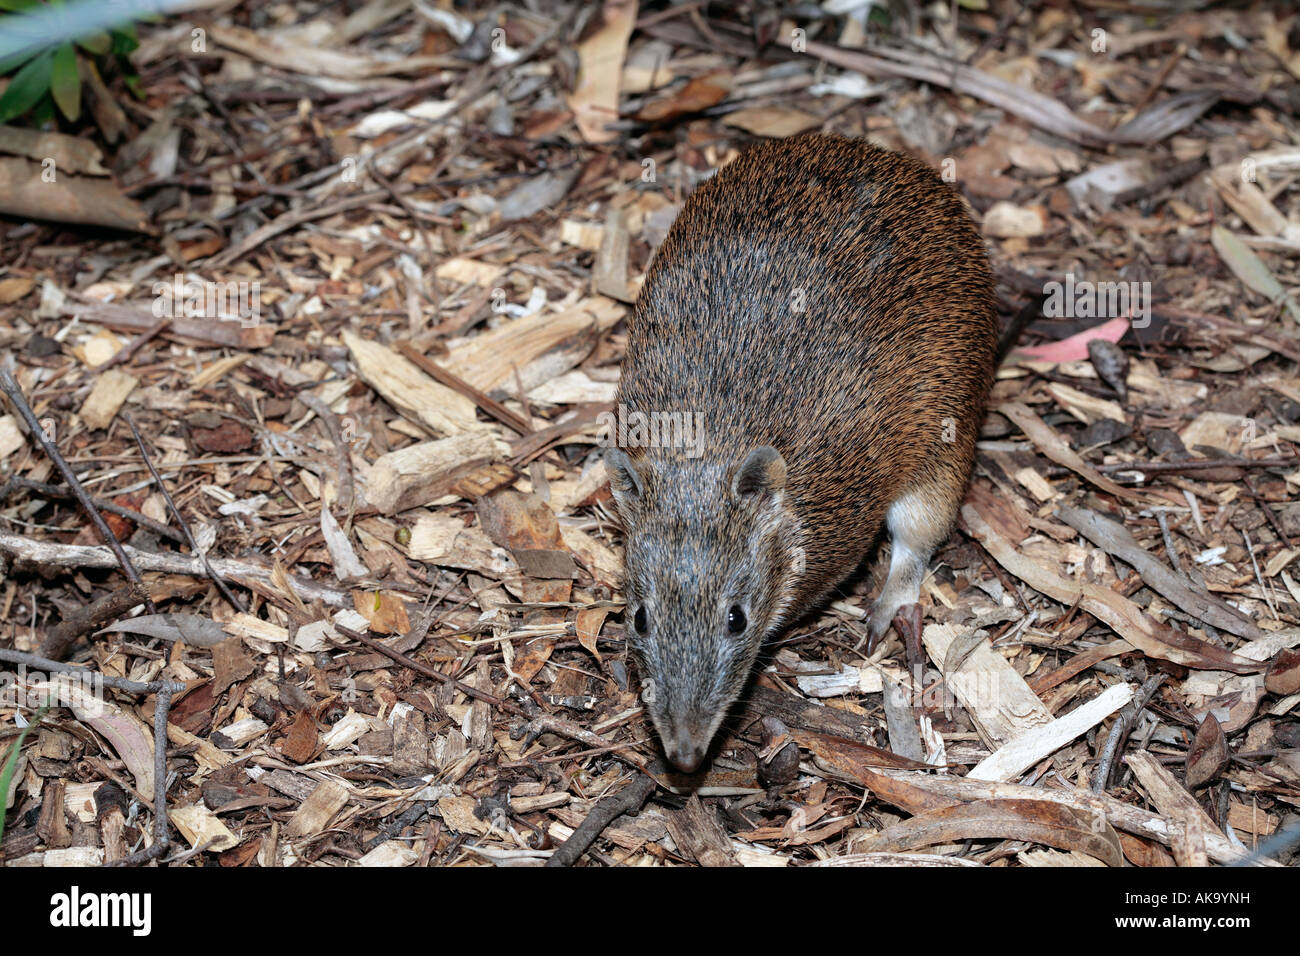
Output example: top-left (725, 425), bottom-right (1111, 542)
top-left (634, 606), bottom-right (648, 634)
top-left (727, 605), bottom-right (747, 635)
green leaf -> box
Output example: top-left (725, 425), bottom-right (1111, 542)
top-left (0, 47), bottom-right (53, 122)
top-left (77, 31), bottom-right (111, 56)
top-left (50, 42), bottom-right (79, 121)
top-left (31, 93), bottom-right (54, 126)
top-left (0, 0), bottom-right (44, 11)
top-left (0, 48), bottom-right (39, 76)
top-left (111, 27), bottom-right (139, 57)
top-left (0, 706), bottom-right (48, 845)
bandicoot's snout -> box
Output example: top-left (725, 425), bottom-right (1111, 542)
top-left (662, 715), bottom-right (712, 773)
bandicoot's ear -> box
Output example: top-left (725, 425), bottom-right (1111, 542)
top-left (731, 445), bottom-right (787, 501)
top-left (605, 447), bottom-right (646, 516)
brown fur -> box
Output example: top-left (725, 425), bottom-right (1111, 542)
top-left (606, 134), bottom-right (997, 771)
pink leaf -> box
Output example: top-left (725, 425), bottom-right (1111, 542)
top-left (1013, 316), bottom-right (1129, 363)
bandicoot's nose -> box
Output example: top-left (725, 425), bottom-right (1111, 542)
top-left (665, 723), bottom-right (710, 773)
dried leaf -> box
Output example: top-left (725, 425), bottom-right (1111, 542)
top-left (1185, 713), bottom-right (1228, 788)
top-left (1000, 402), bottom-right (1143, 501)
top-left (854, 797), bottom-right (1125, 866)
top-left (791, 726), bottom-right (933, 773)
top-left (1212, 225), bottom-right (1300, 321)
top-left (277, 709), bottom-right (319, 765)
top-left (1265, 647), bottom-right (1300, 696)
top-left (97, 613), bottom-right (233, 647)
top-left (635, 71), bottom-right (731, 123)
top-left (568, 0), bottom-right (638, 143)
top-left (722, 106), bottom-right (822, 137)
top-left (1058, 505), bottom-right (1263, 640)
top-left (351, 590), bottom-right (411, 635)
top-left (574, 605), bottom-right (608, 661)
top-left (212, 638), bottom-right (255, 696)
top-left (963, 500), bottom-right (1262, 674)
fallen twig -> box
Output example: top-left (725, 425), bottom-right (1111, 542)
top-left (0, 531), bottom-right (354, 608)
top-left (545, 771), bottom-right (657, 867)
top-left (0, 475), bottom-right (187, 546)
top-left (330, 622), bottom-right (529, 718)
top-left (1058, 505), bottom-right (1263, 640)
top-left (512, 713), bottom-right (648, 772)
top-left (0, 648), bottom-right (184, 866)
top-left (123, 413), bottom-right (248, 617)
top-left (0, 369), bottom-right (157, 614)
top-left (397, 341), bottom-right (534, 436)
top-left (1091, 673), bottom-right (1166, 793)
top-left (1093, 455), bottom-right (1298, 475)
top-left (41, 581), bottom-right (151, 661)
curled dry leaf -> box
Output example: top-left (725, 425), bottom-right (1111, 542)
top-left (574, 605), bottom-right (608, 661)
top-left (351, 590), bottom-right (411, 635)
top-left (1185, 712), bottom-right (1228, 789)
top-left (1087, 338), bottom-right (1130, 402)
top-left (0, 157), bottom-right (151, 232)
top-left (790, 726), bottom-right (934, 775)
top-left (477, 488), bottom-right (572, 569)
top-left (634, 70), bottom-right (732, 123)
top-left (756, 716), bottom-right (800, 787)
top-left (53, 676), bottom-right (155, 797)
top-left (853, 797), bottom-right (1125, 866)
top-left (1265, 647), bottom-right (1300, 696)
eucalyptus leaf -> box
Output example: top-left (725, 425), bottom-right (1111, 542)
top-left (97, 613), bottom-right (233, 647)
top-left (1211, 225), bottom-right (1300, 322)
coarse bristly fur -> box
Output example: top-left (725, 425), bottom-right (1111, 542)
top-left (606, 133), bottom-right (998, 772)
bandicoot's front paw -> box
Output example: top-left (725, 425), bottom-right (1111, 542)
top-left (864, 601), bottom-right (923, 656)
top-left (867, 606), bottom-right (890, 638)
top-left (864, 603), bottom-right (894, 652)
